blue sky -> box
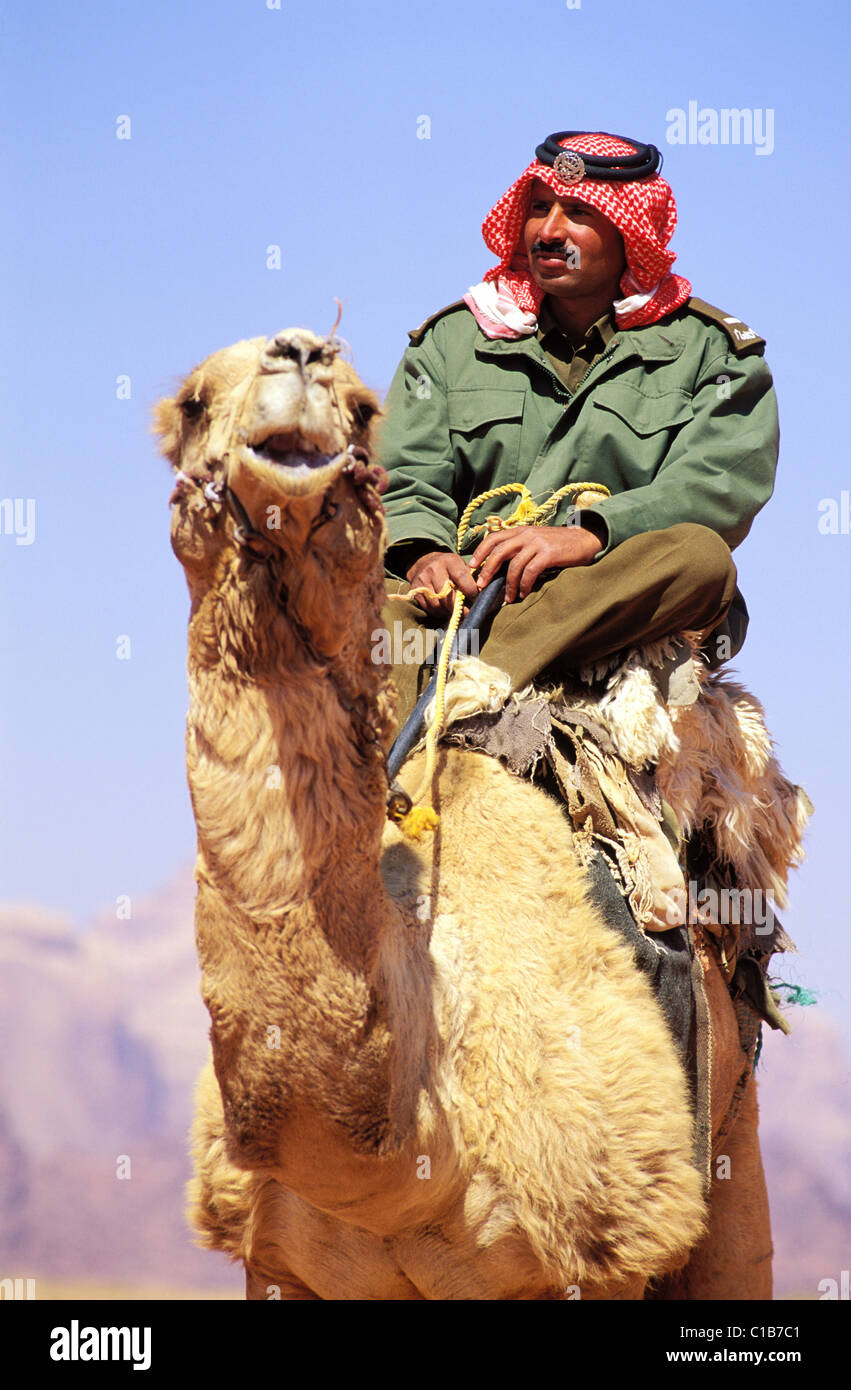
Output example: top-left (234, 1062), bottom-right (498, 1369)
top-left (2, 0), bottom-right (849, 1027)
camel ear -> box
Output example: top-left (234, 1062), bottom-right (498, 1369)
top-left (152, 395), bottom-right (182, 469)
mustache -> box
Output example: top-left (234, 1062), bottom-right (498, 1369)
top-left (531, 238), bottom-right (571, 257)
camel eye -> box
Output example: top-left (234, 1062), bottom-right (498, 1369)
top-left (181, 397), bottom-right (205, 421)
top-left (353, 401), bottom-right (375, 429)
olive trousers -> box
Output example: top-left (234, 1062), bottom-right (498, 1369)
top-left (381, 524), bottom-right (739, 737)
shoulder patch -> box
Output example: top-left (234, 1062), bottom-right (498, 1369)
top-left (687, 297), bottom-right (766, 356)
top-left (407, 299), bottom-right (468, 345)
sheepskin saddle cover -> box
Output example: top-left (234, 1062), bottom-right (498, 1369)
top-left (435, 636), bottom-right (811, 1052)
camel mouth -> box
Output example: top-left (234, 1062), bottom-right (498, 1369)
top-left (248, 431), bottom-right (338, 470)
top-left (239, 430), bottom-right (347, 492)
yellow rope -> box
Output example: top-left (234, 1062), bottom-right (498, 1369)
top-left (396, 479), bottom-right (610, 840)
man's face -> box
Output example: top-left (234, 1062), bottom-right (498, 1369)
top-left (522, 178), bottom-right (626, 298)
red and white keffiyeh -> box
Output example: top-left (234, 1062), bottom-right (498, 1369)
top-left (463, 132), bottom-right (691, 338)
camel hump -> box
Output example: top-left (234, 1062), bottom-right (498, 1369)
top-left (407, 300), bottom-right (468, 345)
top-left (687, 297), bottom-right (766, 356)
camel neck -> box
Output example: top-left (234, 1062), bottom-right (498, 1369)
top-left (186, 554), bottom-right (393, 943)
top-left (183, 547), bottom-right (418, 1177)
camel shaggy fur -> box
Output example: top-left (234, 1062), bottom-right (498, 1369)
top-left (155, 326), bottom-right (804, 1300)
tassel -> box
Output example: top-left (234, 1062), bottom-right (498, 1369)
top-left (771, 981), bottom-right (818, 1007)
top-left (398, 806), bottom-right (440, 840)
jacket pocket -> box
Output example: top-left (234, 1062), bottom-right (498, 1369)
top-left (592, 384), bottom-right (693, 436)
top-left (447, 388), bottom-right (525, 432)
top-left (447, 389), bottom-right (526, 486)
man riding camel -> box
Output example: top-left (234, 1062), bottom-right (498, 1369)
top-left (370, 133), bottom-right (793, 1277)
top-left (375, 130), bottom-right (779, 731)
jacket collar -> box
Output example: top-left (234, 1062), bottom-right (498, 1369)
top-left (473, 311), bottom-right (686, 369)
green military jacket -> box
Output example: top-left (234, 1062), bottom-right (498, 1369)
top-left (376, 297), bottom-right (779, 580)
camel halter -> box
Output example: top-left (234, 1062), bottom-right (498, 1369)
top-left (219, 335), bottom-right (356, 559)
top-left (172, 323), bottom-right (376, 563)
top-left (169, 332), bottom-right (408, 813)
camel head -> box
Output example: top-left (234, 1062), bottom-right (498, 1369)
top-left (154, 328), bottom-right (389, 661)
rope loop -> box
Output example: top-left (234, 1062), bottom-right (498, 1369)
top-left (395, 480), bottom-right (610, 839)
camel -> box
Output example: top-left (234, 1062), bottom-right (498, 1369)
top-left (154, 325), bottom-right (808, 1300)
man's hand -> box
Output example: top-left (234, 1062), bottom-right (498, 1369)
top-left (472, 524), bottom-right (603, 603)
top-left (405, 550), bottom-right (479, 618)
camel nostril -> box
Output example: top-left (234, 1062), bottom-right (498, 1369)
top-left (269, 337), bottom-right (302, 363)
top-left (267, 334), bottom-right (331, 372)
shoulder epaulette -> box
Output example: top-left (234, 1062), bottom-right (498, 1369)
top-left (687, 297), bottom-right (766, 356)
top-left (407, 299), bottom-right (467, 345)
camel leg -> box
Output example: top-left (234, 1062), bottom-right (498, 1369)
top-left (653, 1072), bottom-right (772, 1300)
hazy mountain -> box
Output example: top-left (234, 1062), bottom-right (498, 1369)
top-left (757, 1016), bottom-right (851, 1298)
top-left (0, 882), bottom-right (239, 1292)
